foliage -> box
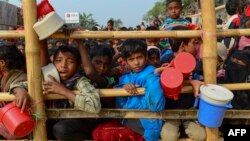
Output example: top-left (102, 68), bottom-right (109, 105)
top-left (142, 0), bottom-right (165, 23)
top-left (79, 12), bottom-right (98, 30)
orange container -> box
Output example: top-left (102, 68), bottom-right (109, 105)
top-left (37, 0), bottom-right (55, 18)
top-left (170, 52), bottom-right (196, 78)
top-left (0, 102), bottom-right (35, 138)
top-left (160, 67), bottom-right (183, 100)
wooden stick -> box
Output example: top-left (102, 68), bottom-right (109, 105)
top-left (1, 82), bottom-right (250, 101)
top-left (46, 109), bottom-right (250, 119)
top-left (201, 1), bottom-right (219, 141)
top-left (2, 28), bottom-right (250, 39)
top-left (0, 31), bottom-right (24, 38)
top-left (22, 0), bottom-right (47, 140)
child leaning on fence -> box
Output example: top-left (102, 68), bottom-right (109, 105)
top-left (157, 25), bottom-right (206, 141)
top-left (92, 39), bottom-right (165, 141)
top-left (10, 46), bottom-right (101, 140)
top-left (0, 45), bottom-right (28, 139)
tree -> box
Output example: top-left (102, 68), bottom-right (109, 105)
top-left (142, 0), bottom-right (165, 23)
top-left (79, 12), bottom-right (98, 30)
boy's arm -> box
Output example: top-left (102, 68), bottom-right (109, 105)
top-left (74, 76), bottom-right (101, 113)
top-left (76, 40), bottom-right (108, 88)
top-left (183, 79), bottom-right (204, 97)
top-left (144, 74), bottom-right (165, 112)
top-left (9, 81), bottom-right (29, 112)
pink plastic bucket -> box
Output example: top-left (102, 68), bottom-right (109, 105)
top-left (0, 102), bottom-right (35, 138)
top-left (170, 52), bottom-right (196, 78)
top-left (160, 67), bottom-right (183, 100)
top-left (37, 0), bottom-right (55, 18)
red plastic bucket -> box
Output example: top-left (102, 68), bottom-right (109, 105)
top-left (170, 52), bottom-right (196, 78)
top-left (160, 67), bottom-right (183, 100)
top-left (37, 0), bottom-right (55, 18)
top-left (0, 102), bottom-right (35, 138)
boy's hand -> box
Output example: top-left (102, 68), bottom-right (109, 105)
top-left (123, 84), bottom-right (138, 95)
top-left (189, 80), bottom-right (204, 97)
top-left (14, 88), bottom-right (30, 112)
top-left (43, 75), bottom-right (70, 96)
top-left (154, 63), bottom-right (170, 74)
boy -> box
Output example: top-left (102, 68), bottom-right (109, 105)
top-left (159, 26), bottom-right (206, 141)
top-left (117, 39), bottom-right (165, 141)
top-left (161, 0), bottom-right (190, 31)
top-left (93, 39), bottom-right (165, 141)
top-left (160, 0), bottom-right (190, 61)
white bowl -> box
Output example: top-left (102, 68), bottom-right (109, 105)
top-left (33, 12), bottom-right (64, 40)
top-left (41, 63), bottom-right (60, 82)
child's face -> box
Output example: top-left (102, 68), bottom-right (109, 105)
top-left (183, 38), bottom-right (197, 55)
top-left (53, 51), bottom-right (78, 81)
top-left (148, 54), bottom-right (160, 67)
top-left (125, 52), bottom-right (147, 73)
top-left (146, 38), bottom-right (160, 46)
top-left (91, 56), bottom-right (112, 76)
top-left (167, 2), bottom-right (182, 19)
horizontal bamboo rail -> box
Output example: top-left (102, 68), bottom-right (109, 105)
top-left (0, 31), bottom-right (24, 38)
top-left (0, 83), bottom-right (249, 101)
top-left (46, 109), bottom-right (250, 119)
top-left (1, 29), bottom-right (250, 39)
top-left (0, 88), bottom-right (144, 101)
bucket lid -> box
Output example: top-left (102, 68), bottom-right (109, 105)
top-left (41, 63), bottom-right (60, 82)
top-left (200, 84), bottom-right (234, 103)
top-left (160, 67), bottom-right (183, 88)
top-left (174, 52), bottom-right (196, 74)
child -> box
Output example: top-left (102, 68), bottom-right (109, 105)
top-left (161, 0), bottom-right (190, 31)
top-left (77, 40), bottom-right (116, 88)
top-left (0, 45), bottom-right (28, 139)
top-left (159, 26), bottom-right (206, 141)
top-left (93, 39), bottom-right (165, 141)
top-left (147, 46), bottom-right (161, 67)
top-left (160, 0), bottom-right (190, 60)
top-left (10, 46), bottom-right (101, 140)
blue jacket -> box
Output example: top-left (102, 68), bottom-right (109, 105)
top-left (116, 65), bottom-right (165, 141)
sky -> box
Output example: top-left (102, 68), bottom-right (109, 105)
top-left (8, 0), bottom-right (160, 27)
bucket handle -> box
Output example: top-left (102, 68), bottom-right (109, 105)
top-left (225, 103), bottom-right (232, 108)
top-left (193, 96), bottom-right (233, 109)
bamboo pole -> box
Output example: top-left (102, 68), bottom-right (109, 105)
top-left (0, 31), bottom-right (24, 38)
top-left (201, 1), bottom-right (219, 141)
top-left (2, 28), bottom-right (250, 39)
top-left (22, 0), bottom-right (47, 140)
top-left (1, 82), bottom-right (250, 101)
top-left (50, 29), bottom-right (250, 39)
top-left (46, 109), bottom-right (250, 119)
top-left (0, 88), bottom-right (145, 101)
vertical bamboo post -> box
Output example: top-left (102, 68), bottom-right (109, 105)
top-left (201, 0), bottom-right (218, 141)
top-left (22, 0), bottom-right (47, 140)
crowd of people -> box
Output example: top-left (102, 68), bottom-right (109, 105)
top-left (0, 0), bottom-right (250, 140)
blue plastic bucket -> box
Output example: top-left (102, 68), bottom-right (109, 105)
top-left (197, 95), bottom-right (232, 128)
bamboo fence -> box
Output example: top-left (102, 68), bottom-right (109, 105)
top-left (0, 0), bottom-right (248, 140)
